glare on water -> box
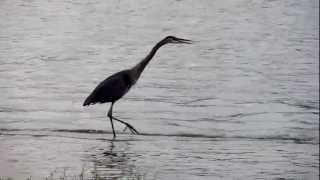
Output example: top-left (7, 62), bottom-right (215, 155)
top-left (0, 0), bottom-right (318, 179)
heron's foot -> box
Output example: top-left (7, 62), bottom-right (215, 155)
top-left (122, 126), bottom-right (134, 134)
top-left (122, 126), bottom-right (139, 135)
top-left (112, 116), bottom-right (139, 135)
top-left (122, 126), bottom-right (128, 132)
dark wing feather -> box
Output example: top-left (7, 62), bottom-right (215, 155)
top-left (83, 70), bottom-right (132, 106)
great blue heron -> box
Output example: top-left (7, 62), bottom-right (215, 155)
top-left (83, 36), bottom-right (192, 138)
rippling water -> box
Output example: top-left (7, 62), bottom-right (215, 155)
top-left (0, 0), bottom-right (319, 179)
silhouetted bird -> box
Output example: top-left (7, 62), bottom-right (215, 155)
top-left (83, 36), bottom-right (192, 138)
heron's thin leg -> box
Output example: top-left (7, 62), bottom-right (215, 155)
top-left (112, 116), bottom-right (139, 135)
top-left (107, 102), bottom-right (116, 138)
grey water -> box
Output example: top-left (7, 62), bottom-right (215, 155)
top-left (0, 0), bottom-right (319, 179)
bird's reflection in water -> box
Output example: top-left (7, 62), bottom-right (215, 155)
top-left (87, 140), bottom-right (143, 179)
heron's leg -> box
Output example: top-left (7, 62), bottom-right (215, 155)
top-left (111, 116), bottom-right (139, 135)
top-left (107, 102), bottom-right (116, 138)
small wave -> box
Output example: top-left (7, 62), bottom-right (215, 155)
top-left (0, 107), bottom-right (28, 113)
top-left (179, 97), bottom-right (217, 105)
top-left (140, 132), bottom-right (225, 139)
top-left (227, 111), bottom-right (318, 119)
top-left (140, 133), bottom-right (316, 144)
top-left (52, 129), bottom-right (107, 134)
top-left (275, 99), bottom-right (319, 111)
top-left (0, 128), bottom-right (316, 144)
top-left (0, 128), bottom-right (112, 141)
top-left (228, 112), bottom-right (268, 118)
top-left (229, 135), bottom-right (316, 144)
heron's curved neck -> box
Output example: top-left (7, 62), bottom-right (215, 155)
top-left (131, 40), bottom-right (166, 80)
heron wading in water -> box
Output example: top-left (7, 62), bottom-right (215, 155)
top-left (83, 36), bottom-right (192, 138)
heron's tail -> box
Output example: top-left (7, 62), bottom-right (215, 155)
top-left (83, 95), bottom-right (94, 106)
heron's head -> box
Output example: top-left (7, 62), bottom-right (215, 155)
top-left (163, 36), bottom-right (192, 44)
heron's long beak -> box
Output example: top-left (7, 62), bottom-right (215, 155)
top-left (175, 38), bottom-right (193, 44)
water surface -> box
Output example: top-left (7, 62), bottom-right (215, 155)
top-left (0, 0), bottom-right (319, 179)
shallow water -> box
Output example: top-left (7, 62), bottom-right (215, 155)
top-left (0, 0), bottom-right (319, 179)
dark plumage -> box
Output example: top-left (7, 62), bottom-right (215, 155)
top-left (83, 70), bottom-right (133, 106)
top-left (83, 36), bottom-right (192, 138)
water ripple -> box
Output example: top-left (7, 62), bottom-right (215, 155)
top-left (0, 128), bottom-right (316, 144)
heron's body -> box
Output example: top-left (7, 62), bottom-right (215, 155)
top-left (83, 36), bottom-right (191, 138)
top-left (83, 69), bottom-right (133, 105)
